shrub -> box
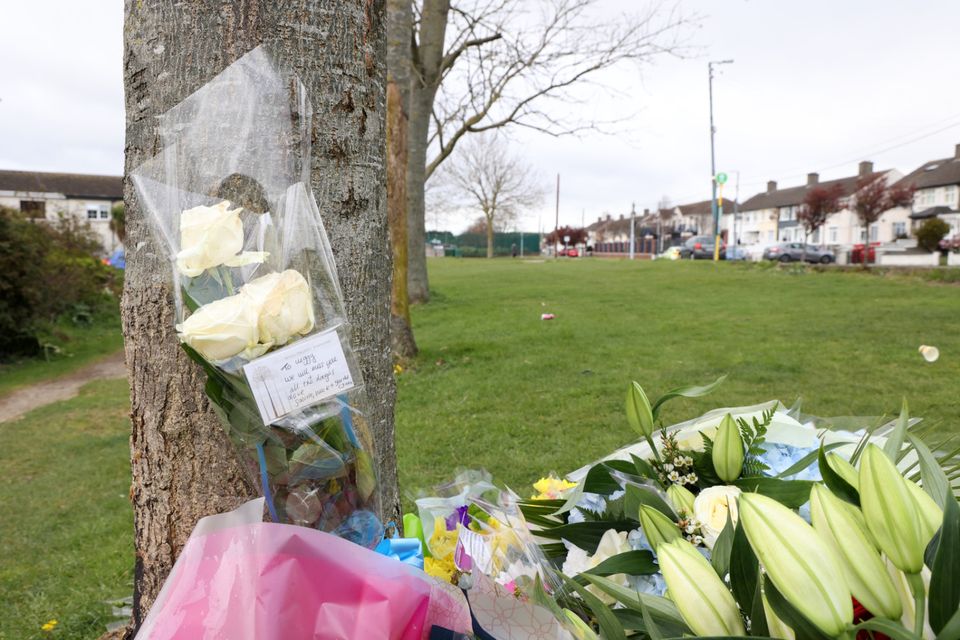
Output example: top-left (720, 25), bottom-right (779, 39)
top-left (915, 217), bottom-right (950, 253)
top-left (0, 208), bottom-right (119, 359)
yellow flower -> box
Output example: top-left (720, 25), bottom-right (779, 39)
top-left (394, 363), bottom-right (404, 375)
top-left (41, 619), bottom-right (58, 632)
top-left (425, 555), bottom-right (458, 583)
top-left (424, 520), bottom-right (460, 583)
top-left (532, 476), bottom-right (577, 500)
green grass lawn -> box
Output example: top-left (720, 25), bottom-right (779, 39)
top-left (396, 259), bottom-right (960, 498)
top-left (0, 307), bottom-right (123, 397)
top-left (3, 259), bottom-right (960, 638)
top-left (0, 379), bottom-right (132, 640)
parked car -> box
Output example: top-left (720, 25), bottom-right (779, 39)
top-left (763, 242), bottom-right (835, 263)
top-left (678, 235), bottom-right (726, 260)
top-left (558, 247), bottom-right (579, 257)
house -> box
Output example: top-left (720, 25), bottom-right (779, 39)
top-left (896, 143), bottom-right (960, 238)
top-left (732, 162), bottom-right (904, 251)
top-left (0, 169), bottom-right (124, 253)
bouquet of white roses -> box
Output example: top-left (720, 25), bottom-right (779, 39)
top-left (131, 47), bottom-right (381, 548)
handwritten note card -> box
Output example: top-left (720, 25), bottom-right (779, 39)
top-left (243, 328), bottom-right (355, 425)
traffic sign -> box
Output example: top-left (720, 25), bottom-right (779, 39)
top-left (715, 172), bottom-right (728, 184)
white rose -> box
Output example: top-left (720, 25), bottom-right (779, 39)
top-left (693, 485), bottom-right (742, 548)
top-left (176, 201), bottom-right (267, 277)
top-left (176, 293), bottom-right (260, 361)
top-left (241, 269), bottom-right (315, 346)
top-left (562, 529), bottom-right (631, 604)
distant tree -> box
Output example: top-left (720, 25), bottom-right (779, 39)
top-left (853, 174), bottom-right (914, 266)
top-left (798, 183), bottom-right (844, 261)
top-left (464, 216), bottom-right (489, 234)
top-left (110, 203), bottom-right (126, 244)
top-left (545, 225), bottom-right (588, 246)
top-left (443, 134), bottom-right (543, 258)
top-left (916, 217), bottom-right (950, 253)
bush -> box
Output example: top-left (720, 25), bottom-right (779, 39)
top-left (0, 208), bottom-right (120, 359)
top-left (916, 217), bottom-right (950, 253)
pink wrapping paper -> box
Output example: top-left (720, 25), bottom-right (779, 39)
top-left (136, 500), bottom-right (472, 640)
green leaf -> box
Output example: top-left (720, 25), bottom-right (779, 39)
top-left (535, 521), bottom-right (636, 554)
top-left (580, 574), bottom-right (686, 628)
top-left (929, 496), bottom-right (960, 634)
top-left (639, 598), bottom-right (665, 640)
top-left (852, 618), bottom-right (926, 640)
top-left (710, 511), bottom-right (736, 579)
top-left (728, 520), bottom-right (758, 608)
top-left (531, 574), bottom-right (566, 621)
top-left (775, 442), bottom-right (845, 478)
top-left (611, 611), bottom-right (689, 638)
top-left (883, 398), bottom-right (910, 462)
top-left (650, 375), bottom-right (727, 420)
top-left (733, 477), bottom-right (815, 509)
top-left (583, 550), bottom-right (658, 578)
top-left (560, 574), bottom-right (627, 640)
top-left (624, 483), bottom-right (677, 520)
top-left (818, 443), bottom-right (860, 506)
top-left (762, 577), bottom-right (832, 640)
top-left (631, 454), bottom-right (658, 479)
top-left (554, 464), bottom-right (618, 516)
top-left (907, 433), bottom-right (952, 509)
top-left (936, 606), bottom-right (960, 640)
top-left (749, 579), bottom-right (769, 638)
top-left (627, 381), bottom-right (655, 438)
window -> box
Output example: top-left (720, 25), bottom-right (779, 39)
top-left (893, 221), bottom-right (907, 238)
top-left (920, 190), bottom-right (936, 206)
top-left (767, 230), bottom-right (775, 242)
top-left (20, 200), bottom-right (45, 218)
top-left (869, 224), bottom-right (879, 242)
top-left (811, 228), bottom-right (820, 244)
top-left (779, 205), bottom-right (797, 221)
top-left (944, 185), bottom-right (957, 206)
top-left (828, 227), bottom-right (838, 243)
top-left (860, 227), bottom-right (867, 242)
top-left (87, 203), bottom-right (109, 220)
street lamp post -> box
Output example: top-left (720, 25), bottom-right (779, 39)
top-left (709, 59), bottom-right (733, 261)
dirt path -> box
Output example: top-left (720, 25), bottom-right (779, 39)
top-left (0, 351), bottom-right (127, 423)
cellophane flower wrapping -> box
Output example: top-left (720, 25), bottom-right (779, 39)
top-left (135, 499), bottom-right (473, 640)
top-left (132, 46), bottom-right (381, 548)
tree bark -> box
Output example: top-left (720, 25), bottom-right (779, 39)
top-left (121, 1), bottom-right (395, 634)
top-left (486, 214), bottom-right (495, 258)
top-left (387, 0), bottom-right (418, 358)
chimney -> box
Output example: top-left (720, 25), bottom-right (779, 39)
top-left (807, 172), bottom-right (819, 186)
top-left (597, 216), bottom-right (602, 223)
top-left (858, 161), bottom-right (874, 177)
top-left (955, 143), bottom-right (960, 159)
top-left (644, 208), bottom-right (650, 215)
top-left (766, 180), bottom-right (777, 193)
top-left (606, 214), bottom-right (612, 221)
top-left (619, 214), bottom-right (624, 220)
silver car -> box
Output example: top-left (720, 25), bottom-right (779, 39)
top-left (763, 242), bottom-right (835, 263)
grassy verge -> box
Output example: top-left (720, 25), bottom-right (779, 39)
top-left (0, 379), bottom-right (132, 640)
top-left (0, 306), bottom-right (123, 398)
top-left (396, 258), bottom-right (960, 499)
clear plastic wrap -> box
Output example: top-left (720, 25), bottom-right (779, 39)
top-left (131, 46), bottom-right (381, 547)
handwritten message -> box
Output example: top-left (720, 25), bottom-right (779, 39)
top-left (243, 328), bottom-right (355, 425)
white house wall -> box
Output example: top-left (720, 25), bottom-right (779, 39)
top-left (0, 191), bottom-right (121, 253)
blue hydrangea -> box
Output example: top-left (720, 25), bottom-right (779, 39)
top-left (628, 528), bottom-right (653, 553)
top-left (628, 572), bottom-right (668, 597)
top-left (576, 492), bottom-right (607, 514)
top-left (757, 442), bottom-right (822, 481)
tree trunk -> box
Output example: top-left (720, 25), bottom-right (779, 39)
top-left (121, 1), bottom-right (395, 634)
top-left (406, 86), bottom-right (433, 302)
top-left (486, 216), bottom-right (495, 258)
top-left (387, 0), bottom-right (418, 358)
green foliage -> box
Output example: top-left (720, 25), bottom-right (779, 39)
top-left (738, 409), bottom-right (773, 476)
top-left (916, 217), bottom-right (950, 252)
top-left (0, 207), bottom-right (119, 359)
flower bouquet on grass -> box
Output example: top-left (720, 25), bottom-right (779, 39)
top-left (132, 47), bottom-right (381, 547)
top-left (510, 380), bottom-right (960, 639)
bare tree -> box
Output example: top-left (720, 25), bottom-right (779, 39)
top-left (442, 134), bottom-right (543, 257)
top-left (120, 2), bottom-right (394, 636)
top-left (404, 0), bottom-right (693, 300)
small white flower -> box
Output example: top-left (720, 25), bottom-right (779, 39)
top-left (685, 523), bottom-right (697, 534)
top-left (668, 471), bottom-right (680, 482)
top-left (663, 463), bottom-right (674, 472)
top-left (693, 535), bottom-right (704, 545)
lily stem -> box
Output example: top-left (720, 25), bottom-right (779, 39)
top-left (219, 266), bottom-right (235, 296)
top-left (644, 433), bottom-right (662, 464)
top-left (906, 571), bottom-right (925, 639)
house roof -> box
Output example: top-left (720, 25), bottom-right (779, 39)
top-left (675, 199), bottom-right (738, 216)
top-left (740, 171), bottom-right (887, 211)
top-left (0, 169), bottom-right (123, 199)
top-left (909, 206), bottom-right (957, 220)
top-left (896, 156), bottom-right (960, 191)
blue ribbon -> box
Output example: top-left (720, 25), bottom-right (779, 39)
top-left (256, 441), bottom-right (280, 523)
top-left (374, 537), bottom-right (424, 569)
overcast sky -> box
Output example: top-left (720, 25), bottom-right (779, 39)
top-left (2, 1), bottom-right (960, 233)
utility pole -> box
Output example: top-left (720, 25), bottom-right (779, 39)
top-left (709, 59), bottom-right (733, 261)
top-left (629, 202), bottom-right (636, 260)
top-left (554, 173), bottom-right (560, 258)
